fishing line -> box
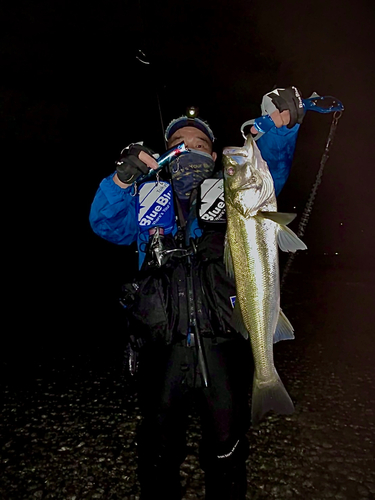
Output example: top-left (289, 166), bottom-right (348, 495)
top-left (135, 0), bottom-right (167, 149)
top-left (281, 110), bottom-right (344, 290)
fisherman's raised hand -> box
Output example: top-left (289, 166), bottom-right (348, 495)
top-left (115, 143), bottom-right (159, 186)
top-left (262, 86), bottom-right (305, 129)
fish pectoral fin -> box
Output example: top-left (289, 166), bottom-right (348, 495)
top-left (277, 225), bottom-right (307, 253)
top-left (224, 231), bottom-right (235, 278)
top-left (274, 309), bottom-right (295, 343)
top-left (230, 301), bottom-right (249, 340)
top-left (251, 374), bottom-right (295, 426)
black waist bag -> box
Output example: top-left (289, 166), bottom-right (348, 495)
top-left (123, 234), bottom-right (184, 345)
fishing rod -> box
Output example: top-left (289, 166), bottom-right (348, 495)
top-left (135, 48), bottom-right (167, 150)
top-left (134, 4), bottom-right (210, 387)
top-left (135, 0), bottom-right (167, 149)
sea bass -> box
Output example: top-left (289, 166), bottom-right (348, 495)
top-left (223, 134), bottom-right (307, 425)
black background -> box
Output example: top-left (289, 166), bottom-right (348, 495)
top-left (2, 0), bottom-right (374, 359)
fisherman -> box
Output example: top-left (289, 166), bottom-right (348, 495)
top-left (89, 87), bottom-right (304, 500)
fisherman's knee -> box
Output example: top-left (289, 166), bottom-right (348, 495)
top-left (200, 435), bottom-right (249, 473)
top-left (137, 420), bottom-right (187, 470)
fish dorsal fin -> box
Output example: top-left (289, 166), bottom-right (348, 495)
top-left (257, 211), bottom-right (307, 253)
top-left (274, 309), bottom-right (295, 343)
top-left (224, 231), bottom-right (235, 278)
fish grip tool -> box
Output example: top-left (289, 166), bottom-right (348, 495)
top-left (281, 109), bottom-right (344, 289)
top-left (241, 93), bottom-right (344, 140)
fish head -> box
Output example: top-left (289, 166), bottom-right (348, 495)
top-left (223, 135), bottom-right (275, 216)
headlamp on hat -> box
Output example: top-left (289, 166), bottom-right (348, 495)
top-left (165, 113), bottom-right (215, 143)
top-left (186, 106), bottom-right (199, 118)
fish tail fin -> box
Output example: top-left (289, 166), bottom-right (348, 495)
top-left (251, 374), bottom-right (295, 425)
top-left (274, 309), bottom-right (295, 343)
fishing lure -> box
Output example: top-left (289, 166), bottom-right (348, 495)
top-left (136, 141), bottom-right (188, 185)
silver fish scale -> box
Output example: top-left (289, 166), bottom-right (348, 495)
top-left (226, 206), bottom-right (280, 383)
top-left (224, 134), bottom-right (295, 423)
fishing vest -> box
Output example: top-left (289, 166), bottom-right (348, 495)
top-left (121, 226), bottom-right (239, 346)
top-left (119, 177), bottom-right (239, 345)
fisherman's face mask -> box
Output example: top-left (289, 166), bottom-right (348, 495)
top-left (170, 149), bottom-right (215, 200)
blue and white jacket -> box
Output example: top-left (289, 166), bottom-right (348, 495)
top-left (89, 125), bottom-right (300, 268)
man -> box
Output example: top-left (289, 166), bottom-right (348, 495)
top-left (89, 87), bottom-right (304, 499)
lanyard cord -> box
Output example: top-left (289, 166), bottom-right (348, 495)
top-left (281, 110), bottom-right (344, 290)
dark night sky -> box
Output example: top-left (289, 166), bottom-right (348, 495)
top-left (2, 0), bottom-right (374, 354)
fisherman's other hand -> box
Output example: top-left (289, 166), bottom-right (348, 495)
top-left (124, 334), bottom-right (145, 378)
top-left (262, 86), bottom-right (304, 129)
top-left (115, 143), bottom-right (159, 184)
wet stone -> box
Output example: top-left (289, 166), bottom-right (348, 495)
top-left (357, 484), bottom-right (370, 497)
top-left (347, 472), bottom-right (361, 481)
top-left (334, 493), bottom-right (348, 500)
top-left (365, 482), bottom-right (375, 494)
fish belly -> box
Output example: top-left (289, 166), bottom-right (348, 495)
top-left (227, 207), bottom-right (294, 424)
top-left (227, 211), bottom-right (279, 383)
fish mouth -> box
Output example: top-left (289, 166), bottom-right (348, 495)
top-left (223, 147), bottom-right (248, 157)
top-left (223, 154), bottom-right (248, 167)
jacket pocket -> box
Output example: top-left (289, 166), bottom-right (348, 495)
top-left (203, 260), bottom-right (239, 338)
top-left (130, 272), bottom-right (176, 344)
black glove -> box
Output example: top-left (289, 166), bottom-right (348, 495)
top-left (266, 86), bottom-right (304, 128)
top-left (115, 143), bottom-right (156, 184)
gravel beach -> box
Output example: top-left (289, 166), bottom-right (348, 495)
top-left (2, 260), bottom-right (374, 500)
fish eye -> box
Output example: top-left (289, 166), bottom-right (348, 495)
top-left (226, 167), bottom-right (235, 176)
